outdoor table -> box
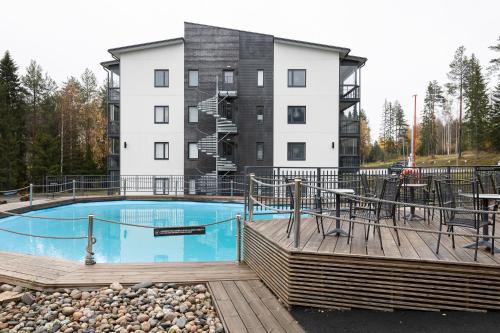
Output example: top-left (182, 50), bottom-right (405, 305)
top-left (325, 188), bottom-right (355, 237)
top-left (459, 193), bottom-right (500, 253)
top-left (401, 183), bottom-right (428, 221)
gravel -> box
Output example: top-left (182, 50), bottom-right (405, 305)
top-left (0, 282), bottom-right (224, 333)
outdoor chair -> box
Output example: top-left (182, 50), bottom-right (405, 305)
top-left (478, 172), bottom-right (497, 194)
top-left (285, 178), bottom-right (322, 238)
top-left (349, 177), bottom-right (402, 249)
top-left (434, 179), bottom-right (496, 261)
top-left (361, 173), bottom-right (377, 198)
top-left (400, 173), bottom-right (432, 223)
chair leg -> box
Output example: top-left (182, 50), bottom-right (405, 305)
top-left (286, 213), bottom-right (293, 237)
top-left (320, 217), bottom-right (325, 238)
top-left (393, 215), bottom-right (401, 246)
top-left (347, 219), bottom-right (352, 244)
top-left (377, 221), bottom-right (383, 250)
top-left (491, 220), bottom-right (496, 256)
top-left (451, 226), bottom-right (455, 249)
top-left (315, 216), bottom-right (321, 233)
top-left (436, 222), bottom-right (443, 254)
top-left (474, 227), bottom-right (480, 262)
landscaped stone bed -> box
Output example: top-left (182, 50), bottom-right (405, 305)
top-left (0, 282), bottom-right (224, 333)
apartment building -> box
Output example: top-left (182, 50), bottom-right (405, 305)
top-left (102, 22), bottom-right (365, 193)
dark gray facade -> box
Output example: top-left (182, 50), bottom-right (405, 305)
top-left (183, 23), bottom-right (274, 176)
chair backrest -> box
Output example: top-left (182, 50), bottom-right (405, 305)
top-left (284, 177), bottom-right (294, 209)
top-left (493, 172), bottom-right (500, 194)
top-left (477, 172), bottom-right (496, 194)
top-left (360, 174), bottom-right (370, 196)
top-left (377, 177), bottom-right (401, 219)
top-left (435, 179), bottom-right (479, 223)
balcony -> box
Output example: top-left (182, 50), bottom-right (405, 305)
top-left (219, 75), bottom-right (238, 98)
top-left (340, 119), bottom-right (360, 136)
top-left (339, 85), bottom-right (360, 112)
top-left (108, 154), bottom-right (120, 171)
top-left (108, 121), bottom-right (120, 137)
top-left (109, 87), bottom-right (120, 103)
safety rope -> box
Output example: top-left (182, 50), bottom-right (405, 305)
top-left (0, 210), bottom-right (87, 221)
top-left (0, 227), bottom-right (87, 240)
top-left (93, 216), bottom-right (237, 229)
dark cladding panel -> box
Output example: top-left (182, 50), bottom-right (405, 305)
top-left (237, 31), bottom-right (274, 170)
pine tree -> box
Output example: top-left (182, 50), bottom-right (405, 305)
top-left (419, 81), bottom-right (443, 157)
top-left (464, 54), bottom-right (490, 157)
top-left (490, 36), bottom-right (500, 66)
top-left (490, 82), bottom-right (500, 151)
top-left (446, 46), bottom-right (468, 157)
top-left (392, 101), bottom-right (408, 157)
top-left (0, 51), bottom-right (26, 189)
top-left (359, 109), bottom-right (371, 164)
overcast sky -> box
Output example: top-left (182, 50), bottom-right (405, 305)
top-left (1, 0), bottom-right (499, 141)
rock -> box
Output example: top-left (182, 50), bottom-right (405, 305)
top-left (131, 281), bottom-right (153, 291)
top-left (163, 310), bottom-right (176, 322)
top-left (21, 292), bottom-right (36, 305)
top-left (176, 316), bottom-right (187, 329)
top-left (193, 284), bottom-right (207, 293)
top-left (13, 286), bottom-right (24, 292)
top-left (137, 313), bottom-right (149, 323)
top-left (141, 321), bottom-right (151, 332)
top-left (179, 303), bottom-right (189, 313)
top-left (69, 290), bottom-right (82, 300)
top-left (215, 322), bottom-right (224, 333)
top-left (110, 282), bottom-right (123, 291)
top-left (61, 307), bottom-right (75, 316)
top-left (168, 326), bottom-right (181, 333)
top-left (72, 311), bottom-right (83, 321)
top-left (81, 291), bottom-right (91, 300)
top-left (0, 284), bottom-right (13, 292)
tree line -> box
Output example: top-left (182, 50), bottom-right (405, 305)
top-left (361, 36), bottom-right (500, 163)
top-left (0, 51), bottom-right (107, 190)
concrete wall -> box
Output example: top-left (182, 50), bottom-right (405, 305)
top-left (273, 41), bottom-right (340, 167)
top-left (120, 42), bottom-right (184, 177)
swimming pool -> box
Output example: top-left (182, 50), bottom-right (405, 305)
top-left (0, 200), bottom-right (256, 263)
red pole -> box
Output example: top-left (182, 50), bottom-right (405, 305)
top-left (412, 95), bottom-right (417, 167)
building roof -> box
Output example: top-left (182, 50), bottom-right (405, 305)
top-left (100, 59), bottom-right (120, 69)
top-left (104, 22), bottom-right (366, 65)
top-left (108, 37), bottom-right (184, 58)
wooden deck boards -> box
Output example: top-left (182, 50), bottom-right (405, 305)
top-left (0, 252), bottom-right (303, 333)
top-left (245, 208), bottom-right (500, 312)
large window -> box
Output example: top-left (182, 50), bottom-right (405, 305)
top-left (287, 106), bottom-right (306, 124)
top-left (256, 142), bottom-right (264, 161)
top-left (287, 142), bottom-right (306, 161)
top-left (154, 69), bottom-right (169, 87)
top-left (188, 106), bottom-right (198, 123)
top-left (109, 104), bottom-right (120, 122)
top-left (224, 70), bottom-right (234, 84)
top-left (257, 69), bottom-right (264, 87)
top-left (154, 106), bottom-right (169, 124)
top-left (188, 142), bottom-right (198, 159)
top-left (154, 142), bottom-right (169, 160)
top-left (340, 138), bottom-right (358, 156)
top-left (256, 106), bottom-right (264, 124)
top-left (288, 69), bottom-right (306, 87)
top-left (188, 70), bottom-right (199, 87)
top-left (110, 138), bottom-right (120, 155)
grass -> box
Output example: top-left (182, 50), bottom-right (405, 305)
top-left (362, 151), bottom-right (500, 168)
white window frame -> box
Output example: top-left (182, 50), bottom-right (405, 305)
top-left (188, 142), bottom-right (199, 159)
top-left (257, 69), bottom-right (264, 87)
top-left (154, 106), bottom-right (169, 124)
top-left (154, 142), bottom-right (169, 160)
top-left (188, 106), bottom-right (199, 123)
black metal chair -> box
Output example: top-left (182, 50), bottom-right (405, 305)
top-left (434, 179), bottom-right (494, 261)
top-left (361, 173), bottom-right (377, 198)
top-left (349, 178), bottom-right (401, 249)
top-left (285, 178), bottom-right (322, 237)
top-left (478, 172), bottom-right (497, 194)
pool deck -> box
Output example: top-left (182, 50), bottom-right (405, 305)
top-left (0, 251), bottom-right (304, 333)
top-left (0, 198), bottom-right (303, 333)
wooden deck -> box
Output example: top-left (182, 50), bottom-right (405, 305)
top-left (244, 211), bottom-right (500, 312)
top-left (0, 252), bottom-right (304, 333)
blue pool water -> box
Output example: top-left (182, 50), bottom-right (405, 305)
top-left (0, 200), bottom-right (257, 263)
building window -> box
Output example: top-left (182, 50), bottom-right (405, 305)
top-left (188, 142), bottom-right (199, 159)
top-left (340, 138), bottom-right (358, 156)
top-left (154, 69), bottom-right (169, 87)
top-left (287, 142), bottom-right (306, 161)
top-left (154, 106), bottom-right (169, 124)
top-left (256, 142), bottom-right (264, 161)
top-left (188, 106), bottom-right (198, 123)
top-left (223, 70), bottom-right (234, 84)
top-left (110, 138), bottom-right (120, 155)
top-left (257, 70), bottom-right (264, 87)
top-left (154, 142), bottom-right (169, 160)
top-left (287, 106), bottom-right (306, 124)
top-left (256, 106), bottom-right (264, 124)
top-left (109, 104), bottom-right (120, 122)
top-left (188, 70), bottom-right (199, 87)
top-left (288, 69), bottom-right (306, 87)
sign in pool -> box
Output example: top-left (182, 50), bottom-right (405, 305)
top-left (154, 226), bottom-right (206, 237)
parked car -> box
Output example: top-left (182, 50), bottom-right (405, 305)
top-left (388, 161), bottom-right (407, 174)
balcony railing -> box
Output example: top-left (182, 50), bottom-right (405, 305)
top-left (108, 154), bottom-right (120, 171)
top-left (108, 121), bottom-right (120, 137)
top-left (340, 85), bottom-right (360, 100)
top-left (109, 87), bottom-right (120, 102)
top-left (340, 120), bottom-right (360, 135)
